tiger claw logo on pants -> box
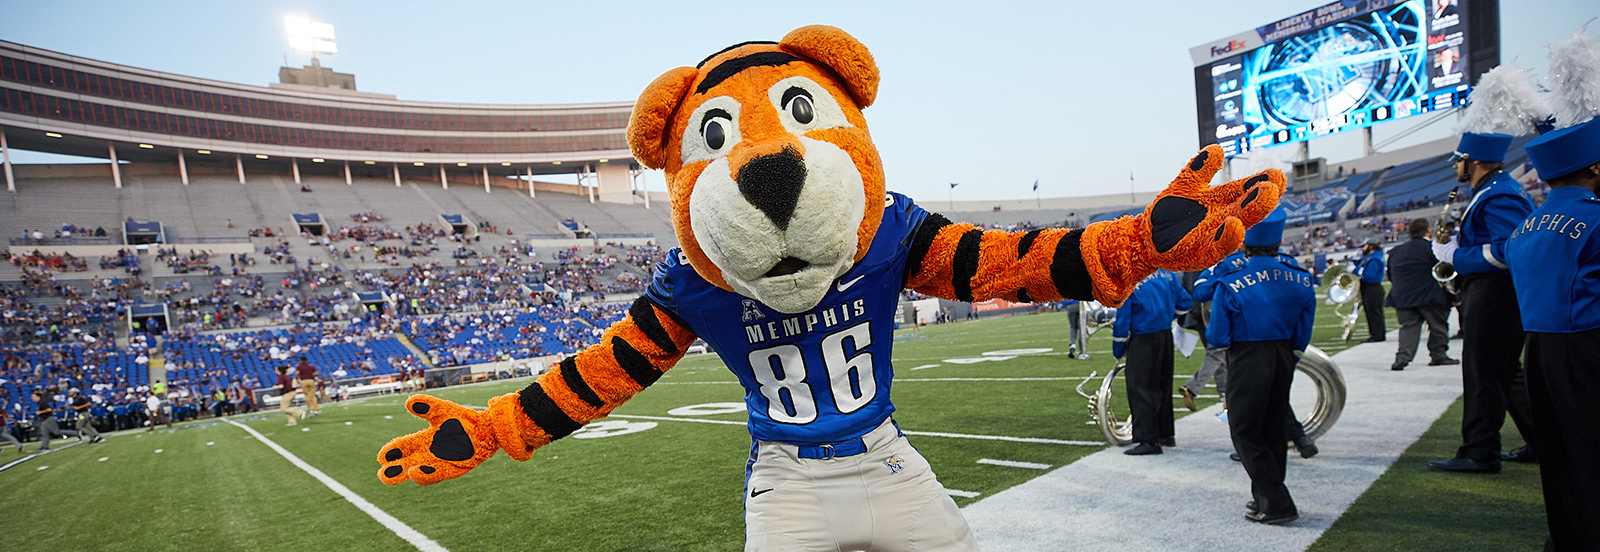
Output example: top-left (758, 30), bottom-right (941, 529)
top-left (885, 455), bottom-right (905, 475)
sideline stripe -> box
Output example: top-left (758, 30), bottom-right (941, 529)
top-left (225, 419), bottom-right (448, 552)
top-left (0, 439), bottom-right (87, 473)
top-left (946, 489), bottom-right (982, 498)
top-left (902, 430), bottom-right (1103, 447)
top-left (977, 458), bottom-right (1052, 470)
top-left (607, 415), bottom-right (1103, 446)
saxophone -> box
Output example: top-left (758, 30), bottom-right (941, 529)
top-left (1432, 190), bottom-right (1460, 294)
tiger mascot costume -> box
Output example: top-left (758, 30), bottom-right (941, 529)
top-left (377, 25), bottom-right (1283, 551)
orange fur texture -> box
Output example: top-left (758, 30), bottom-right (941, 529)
top-left (377, 302), bottom-right (695, 485)
top-left (626, 25), bottom-right (885, 294)
top-left (1080, 145), bottom-right (1284, 306)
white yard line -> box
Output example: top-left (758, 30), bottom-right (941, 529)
top-left (977, 458), bottom-right (1053, 470)
top-left (946, 489), bottom-right (982, 498)
top-left (605, 415), bottom-right (1104, 446)
top-left (0, 439), bottom-right (87, 473)
top-left (225, 419), bottom-right (448, 552)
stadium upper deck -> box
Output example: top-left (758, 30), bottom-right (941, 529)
top-left (0, 39), bottom-right (640, 197)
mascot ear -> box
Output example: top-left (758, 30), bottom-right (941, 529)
top-left (781, 25), bottom-right (879, 108)
top-left (628, 66), bottom-right (699, 170)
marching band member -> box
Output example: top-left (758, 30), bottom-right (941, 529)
top-left (1505, 29), bottom-right (1600, 550)
top-left (1113, 270), bottom-right (1191, 455)
top-left (1206, 207), bottom-right (1316, 524)
top-left (1355, 237), bottom-right (1387, 342)
top-left (1428, 131), bottom-right (1539, 473)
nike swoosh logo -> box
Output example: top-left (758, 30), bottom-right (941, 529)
top-left (836, 275), bottom-right (865, 292)
top-left (750, 488), bottom-right (775, 498)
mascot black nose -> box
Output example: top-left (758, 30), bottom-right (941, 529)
top-left (736, 147), bottom-right (807, 232)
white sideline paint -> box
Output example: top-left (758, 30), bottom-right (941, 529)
top-left (962, 332), bottom-right (1463, 552)
top-left (946, 489), bottom-right (981, 498)
top-left (608, 414), bottom-right (1104, 446)
top-left (0, 439), bottom-right (87, 473)
top-left (977, 459), bottom-right (1052, 470)
top-left (226, 419), bottom-right (448, 552)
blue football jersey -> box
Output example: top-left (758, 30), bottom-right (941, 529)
top-left (646, 192), bottom-right (928, 445)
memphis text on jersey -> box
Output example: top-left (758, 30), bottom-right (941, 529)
top-left (745, 298), bottom-right (870, 344)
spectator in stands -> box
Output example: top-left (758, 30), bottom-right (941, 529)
top-left (276, 366), bottom-right (301, 426)
top-left (32, 388), bottom-right (80, 450)
top-left (294, 356), bottom-right (320, 417)
top-left (1386, 219), bottom-right (1458, 370)
top-left (68, 388), bottom-right (103, 443)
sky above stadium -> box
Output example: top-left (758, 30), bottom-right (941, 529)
top-left (2, 0), bottom-right (1593, 202)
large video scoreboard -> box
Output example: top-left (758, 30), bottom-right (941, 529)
top-left (1191, 0), bottom-right (1499, 157)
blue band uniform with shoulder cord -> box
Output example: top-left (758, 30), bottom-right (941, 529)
top-left (1203, 205), bottom-right (1316, 522)
top-left (1505, 107), bottom-right (1600, 549)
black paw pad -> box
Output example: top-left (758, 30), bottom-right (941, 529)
top-left (384, 465), bottom-right (403, 478)
top-left (1241, 188), bottom-right (1262, 209)
top-left (429, 419), bottom-right (476, 462)
top-left (1189, 150), bottom-right (1210, 171)
top-left (419, 465), bottom-right (436, 474)
top-left (385, 448), bottom-right (403, 462)
top-left (411, 402), bottom-right (430, 415)
top-left (1149, 197), bottom-right (1208, 253)
top-left (1243, 174), bottom-right (1270, 191)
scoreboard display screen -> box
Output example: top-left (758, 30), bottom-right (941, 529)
top-left (1191, 0), bottom-right (1499, 157)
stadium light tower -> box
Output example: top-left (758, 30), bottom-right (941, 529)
top-left (285, 16), bottom-right (337, 86)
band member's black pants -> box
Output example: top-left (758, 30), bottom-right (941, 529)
top-left (1360, 281), bottom-right (1386, 340)
top-left (1456, 274), bottom-right (1535, 463)
top-left (1525, 329), bottom-right (1600, 551)
top-left (1124, 330), bottom-right (1175, 446)
top-left (1227, 339), bottom-right (1297, 516)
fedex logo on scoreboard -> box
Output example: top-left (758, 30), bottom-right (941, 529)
top-left (1189, 31), bottom-right (1265, 66)
top-left (1210, 40), bottom-right (1249, 57)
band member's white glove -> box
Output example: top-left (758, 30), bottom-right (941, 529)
top-left (1430, 236), bottom-right (1458, 264)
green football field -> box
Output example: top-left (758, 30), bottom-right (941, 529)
top-left (0, 287), bottom-right (1546, 551)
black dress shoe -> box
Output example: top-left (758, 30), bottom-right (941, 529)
top-left (1362, 337), bottom-right (1386, 343)
top-left (1160, 437), bottom-right (1176, 448)
top-left (1391, 362), bottom-right (1407, 371)
top-left (1428, 457), bottom-right (1501, 474)
top-left (1501, 446), bottom-right (1538, 464)
top-left (1245, 510), bottom-right (1299, 525)
top-left (1429, 357), bottom-right (1460, 366)
top-left (1124, 442), bottom-right (1163, 456)
top-left (1246, 501), bottom-right (1258, 513)
top-left (1294, 437), bottom-right (1319, 459)
top-left (1230, 452), bottom-right (1242, 462)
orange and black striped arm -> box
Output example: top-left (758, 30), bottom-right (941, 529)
top-left (376, 297), bottom-right (697, 486)
top-left (905, 146), bottom-right (1285, 308)
top-left (903, 214), bottom-right (1095, 305)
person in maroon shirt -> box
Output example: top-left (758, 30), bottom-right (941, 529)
top-left (294, 357), bottom-right (320, 417)
top-left (277, 366), bottom-right (302, 426)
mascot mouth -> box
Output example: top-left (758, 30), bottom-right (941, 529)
top-left (763, 256), bottom-right (811, 277)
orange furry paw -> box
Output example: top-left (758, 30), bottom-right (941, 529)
top-left (376, 394), bottom-right (515, 486)
top-left (1082, 145), bottom-right (1284, 306)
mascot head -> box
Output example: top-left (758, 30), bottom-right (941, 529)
top-left (628, 25), bottom-right (885, 313)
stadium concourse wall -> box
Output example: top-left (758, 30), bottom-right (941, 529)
top-left (4, 161), bottom-right (672, 205)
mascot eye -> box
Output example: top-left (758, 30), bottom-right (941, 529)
top-left (790, 95), bottom-right (814, 124)
top-left (705, 120), bottom-right (726, 150)
top-left (781, 87), bottom-right (815, 125)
